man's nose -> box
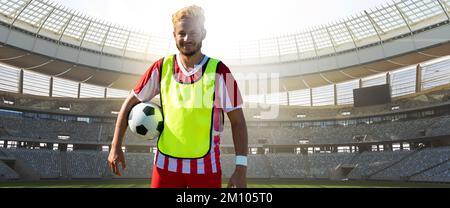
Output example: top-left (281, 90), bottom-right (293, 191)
top-left (184, 33), bottom-right (196, 42)
top-left (183, 34), bottom-right (190, 42)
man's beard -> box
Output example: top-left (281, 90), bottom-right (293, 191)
top-left (177, 42), bottom-right (202, 57)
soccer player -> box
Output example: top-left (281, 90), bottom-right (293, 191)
top-left (108, 5), bottom-right (248, 188)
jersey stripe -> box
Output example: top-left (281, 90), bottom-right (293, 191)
top-left (156, 152), bottom-right (164, 169)
top-left (168, 157), bottom-right (177, 172)
top-left (182, 159), bottom-right (191, 174)
top-left (197, 158), bottom-right (205, 174)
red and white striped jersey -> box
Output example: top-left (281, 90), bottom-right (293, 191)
top-left (132, 54), bottom-right (243, 174)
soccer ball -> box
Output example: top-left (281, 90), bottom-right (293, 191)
top-left (128, 102), bottom-right (163, 140)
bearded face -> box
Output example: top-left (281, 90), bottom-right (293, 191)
top-left (173, 19), bottom-right (205, 57)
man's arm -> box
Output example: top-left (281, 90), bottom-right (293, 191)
top-left (226, 108), bottom-right (248, 188)
top-left (107, 93), bottom-right (140, 176)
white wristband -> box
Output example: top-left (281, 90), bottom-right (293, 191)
top-left (235, 155), bottom-right (248, 166)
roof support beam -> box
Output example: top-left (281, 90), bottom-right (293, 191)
top-left (309, 31), bottom-right (320, 71)
top-left (437, 0), bottom-right (450, 21)
top-left (276, 38), bottom-right (281, 63)
top-left (293, 34), bottom-right (301, 60)
top-left (394, 3), bottom-right (417, 51)
top-left (10, 0), bottom-right (33, 26)
top-left (31, 6), bottom-right (55, 52)
top-left (343, 21), bottom-right (362, 65)
top-left (100, 25), bottom-right (111, 54)
top-left (75, 18), bottom-right (92, 64)
top-left (364, 10), bottom-right (387, 59)
top-left (57, 13), bottom-right (74, 41)
top-left (325, 26), bottom-right (340, 69)
top-left (3, 0), bottom-right (33, 46)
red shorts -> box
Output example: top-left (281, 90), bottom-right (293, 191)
top-left (151, 167), bottom-right (222, 188)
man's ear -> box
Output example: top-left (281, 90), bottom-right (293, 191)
top-left (202, 28), bottom-right (207, 40)
top-left (173, 31), bottom-right (176, 38)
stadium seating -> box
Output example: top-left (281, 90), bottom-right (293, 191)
top-left (66, 151), bottom-right (109, 178)
top-left (1, 83), bottom-right (450, 183)
top-left (348, 150), bottom-right (411, 179)
top-left (309, 153), bottom-right (355, 178)
top-left (1, 148), bottom-right (61, 178)
top-left (0, 160), bottom-right (19, 180)
top-left (221, 116), bottom-right (448, 145)
top-left (0, 115), bottom-right (152, 145)
top-left (266, 154), bottom-right (308, 178)
top-left (1, 147), bottom-right (450, 182)
top-left (411, 161), bottom-right (450, 183)
top-left (372, 147), bottom-right (450, 180)
top-left (1, 85), bottom-right (449, 122)
top-left (118, 152), bottom-right (153, 178)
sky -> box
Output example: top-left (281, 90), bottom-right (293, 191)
top-left (50, 0), bottom-right (391, 41)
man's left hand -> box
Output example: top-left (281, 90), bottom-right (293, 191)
top-left (227, 165), bottom-right (247, 188)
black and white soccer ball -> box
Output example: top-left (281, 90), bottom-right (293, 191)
top-left (128, 102), bottom-right (163, 140)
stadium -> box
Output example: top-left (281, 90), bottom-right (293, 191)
top-left (0, 0), bottom-right (450, 188)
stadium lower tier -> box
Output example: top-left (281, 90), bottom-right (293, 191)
top-left (0, 147), bottom-right (449, 183)
top-left (1, 113), bottom-right (450, 145)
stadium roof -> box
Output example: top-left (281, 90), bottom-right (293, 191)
top-left (0, 0), bottom-right (449, 92)
top-left (1, 0), bottom-right (448, 64)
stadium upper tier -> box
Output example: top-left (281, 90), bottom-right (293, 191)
top-left (1, 84), bottom-right (449, 121)
top-left (1, 105), bottom-right (450, 146)
top-left (0, 0), bottom-right (449, 90)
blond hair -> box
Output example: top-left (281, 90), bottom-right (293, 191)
top-left (172, 5), bottom-right (205, 28)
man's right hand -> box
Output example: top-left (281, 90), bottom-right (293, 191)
top-left (108, 146), bottom-right (127, 176)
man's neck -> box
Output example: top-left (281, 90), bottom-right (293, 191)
top-left (179, 52), bottom-right (204, 70)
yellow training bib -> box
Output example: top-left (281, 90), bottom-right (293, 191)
top-left (158, 55), bottom-right (219, 159)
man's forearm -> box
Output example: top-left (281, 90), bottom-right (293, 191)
top-left (111, 109), bottom-right (129, 149)
top-left (230, 120), bottom-right (248, 156)
top-left (111, 95), bottom-right (140, 149)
